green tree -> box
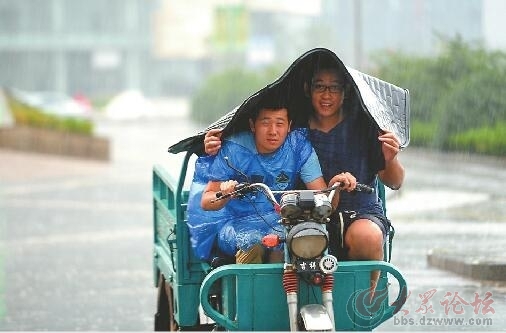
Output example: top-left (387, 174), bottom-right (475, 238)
top-left (190, 67), bottom-right (281, 125)
top-left (373, 35), bottom-right (506, 155)
top-left (433, 66), bottom-right (506, 149)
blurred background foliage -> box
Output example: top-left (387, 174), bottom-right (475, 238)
top-left (191, 36), bottom-right (506, 156)
top-left (4, 90), bottom-right (93, 135)
top-left (190, 65), bottom-right (284, 125)
top-left (374, 35), bottom-right (506, 156)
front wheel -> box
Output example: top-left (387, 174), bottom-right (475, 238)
top-left (297, 304), bottom-right (334, 331)
top-left (154, 274), bottom-right (178, 331)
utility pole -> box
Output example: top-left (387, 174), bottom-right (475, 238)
top-left (353, 0), bottom-right (363, 69)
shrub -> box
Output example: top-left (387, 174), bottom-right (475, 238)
top-left (190, 66), bottom-right (282, 125)
top-left (432, 71), bottom-right (506, 149)
top-left (5, 90), bottom-right (93, 135)
top-left (449, 123), bottom-right (506, 156)
top-left (373, 35), bottom-right (506, 156)
top-left (409, 121), bottom-right (438, 147)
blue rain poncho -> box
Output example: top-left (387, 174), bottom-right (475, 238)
top-left (186, 155), bottom-right (228, 260)
top-left (186, 128), bottom-right (322, 259)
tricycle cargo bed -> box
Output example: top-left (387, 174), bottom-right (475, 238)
top-left (153, 162), bottom-right (206, 328)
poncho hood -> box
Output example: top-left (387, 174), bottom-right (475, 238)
top-left (168, 47), bottom-right (410, 155)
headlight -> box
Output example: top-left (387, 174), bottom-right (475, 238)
top-left (286, 222), bottom-right (328, 259)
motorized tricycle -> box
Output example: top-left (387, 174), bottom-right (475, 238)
top-left (153, 47), bottom-right (410, 331)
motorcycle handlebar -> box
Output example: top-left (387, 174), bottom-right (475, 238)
top-left (355, 183), bottom-right (375, 194)
top-left (213, 181), bottom-right (374, 203)
top-left (214, 183), bottom-right (251, 200)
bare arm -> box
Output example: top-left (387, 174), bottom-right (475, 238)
top-left (201, 180), bottom-right (238, 211)
top-left (377, 131), bottom-right (405, 190)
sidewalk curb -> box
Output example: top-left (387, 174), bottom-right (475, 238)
top-left (0, 126), bottom-right (110, 161)
top-left (427, 248), bottom-right (506, 282)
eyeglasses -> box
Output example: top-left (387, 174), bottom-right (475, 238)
top-left (311, 83), bottom-right (343, 93)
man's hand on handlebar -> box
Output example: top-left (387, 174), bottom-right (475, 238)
top-left (202, 179), bottom-right (241, 211)
top-left (218, 180), bottom-right (239, 198)
top-left (329, 172), bottom-right (357, 192)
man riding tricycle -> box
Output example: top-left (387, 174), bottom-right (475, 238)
top-left (152, 48), bottom-right (410, 331)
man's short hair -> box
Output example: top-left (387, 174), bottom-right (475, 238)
top-left (251, 88), bottom-right (291, 121)
top-left (310, 54), bottom-right (347, 87)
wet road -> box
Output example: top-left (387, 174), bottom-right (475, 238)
top-left (1, 107), bottom-right (505, 331)
top-left (378, 143), bottom-right (506, 331)
top-left (0, 108), bottom-right (202, 331)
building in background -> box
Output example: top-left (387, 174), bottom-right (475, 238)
top-left (0, 0), bottom-right (154, 98)
top-left (0, 0), bottom-right (502, 99)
